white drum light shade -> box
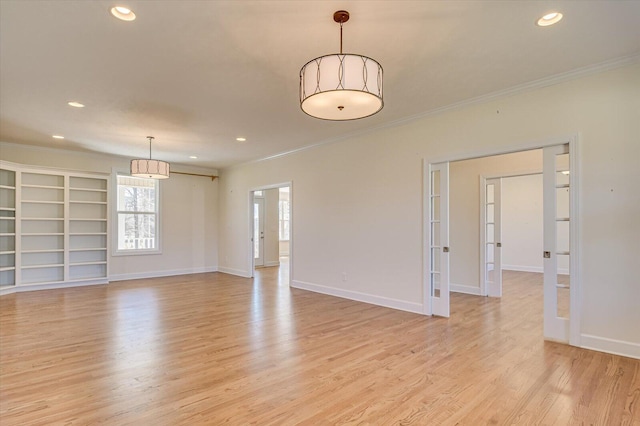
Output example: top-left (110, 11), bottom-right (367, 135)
top-left (131, 136), bottom-right (170, 179)
top-left (130, 158), bottom-right (170, 179)
top-left (299, 10), bottom-right (383, 121)
top-left (300, 54), bottom-right (383, 120)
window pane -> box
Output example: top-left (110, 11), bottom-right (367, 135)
top-left (278, 200), bottom-right (290, 241)
top-left (117, 213), bottom-right (156, 250)
top-left (117, 176), bottom-right (156, 212)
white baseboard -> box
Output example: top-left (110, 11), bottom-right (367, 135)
top-left (217, 266), bottom-right (252, 278)
top-left (580, 334), bottom-right (640, 360)
top-left (264, 261), bottom-right (280, 267)
top-left (503, 264), bottom-right (569, 275)
top-left (450, 283), bottom-right (483, 296)
top-left (291, 280), bottom-right (424, 315)
top-left (109, 266), bottom-right (218, 282)
top-left (503, 264), bottom-right (543, 273)
top-left (0, 278), bottom-right (108, 295)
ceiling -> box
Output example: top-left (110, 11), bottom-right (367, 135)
top-left (1, 1), bottom-right (639, 170)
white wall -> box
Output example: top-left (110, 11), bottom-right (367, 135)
top-left (501, 174), bottom-right (544, 273)
top-left (217, 62), bottom-right (640, 358)
top-left (0, 142), bottom-right (219, 280)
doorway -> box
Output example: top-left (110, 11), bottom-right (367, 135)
top-left (250, 183), bottom-right (292, 286)
top-left (425, 138), bottom-right (579, 345)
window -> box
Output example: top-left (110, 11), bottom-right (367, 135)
top-left (279, 187), bottom-right (290, 241)
top-left (115, 174), bottom-right (160, 253)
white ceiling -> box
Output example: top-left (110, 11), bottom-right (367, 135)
top-left (1, 1), bottom-right (639, 170)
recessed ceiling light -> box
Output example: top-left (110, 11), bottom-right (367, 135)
top-left (67, 101), bottom-right (85, 108)
top-left (537, 12), bottom-right (563, 27)
top-left (236, 137), bottom-right (246, 142)
top-left (189, 156), bottom-right (198, 159)
top-left (110, 6), bottom-right (136, 21)
top-left (52, 135), bottom-right (65, 139)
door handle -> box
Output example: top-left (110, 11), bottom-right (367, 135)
top-left (543, 251), bottom-right (551, 258)
top-left (497, 242), bottom-right (502, 248)
top-left (443, 247), bottom-right (450, 253)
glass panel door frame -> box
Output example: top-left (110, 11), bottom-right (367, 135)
top-left (253, 196), bottom-right (265, 267)
top-left (425, 161), bottom-right (450, 317)
top-left (480, 177), bottom-right (502, 297)
top-left (543, 144), bottom-right (574, 343)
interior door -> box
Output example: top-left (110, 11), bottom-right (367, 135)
top-left (484, 178), bottom-right (502, 297)
top-left (543, 144), bottom-right (570, 342)
top-left (429, 162), bottom-right (450, 317)
top-left (253, 196), bottom-right (265, 267)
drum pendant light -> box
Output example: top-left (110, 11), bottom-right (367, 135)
top-left (299, 10), bottom-right (384, 121)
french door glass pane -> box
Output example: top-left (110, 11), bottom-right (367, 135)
top-left (431, 196), bottom-right (440, 221)
top-left (486, 184), bottom-right (494, 203)
top-left (556, 171), bottom-right (570, 186)
top-left (431, 171), bottom-right (440, 196)
top-left (431, 248), bottom-right (440, 272)
top-left (486, 204), bottom-right (494, 223)
top-left (556, 188), bottom-right (570, 218)
top-left (556, 221), bottom-right (570, 253)
top-left (431, 272), bottom-right (440, 297)
top-left (556, 153), bottom-right (570, 174)
top-left (486, 263), bottom-right (495, 282)
top-left (431, 223), bottom-right (440, 246)
top-left (557, 287), bottom-right (570, 319)
top-left (487, 224), bottom-right (495, 243)
top-left (557, 254), bottom-right (570, 318)
top-left (254, 203), bottom-right (260, 258)
top-left (486, 243), bottom-right (494, 263)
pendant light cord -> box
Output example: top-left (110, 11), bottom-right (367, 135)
top-left (340, 21), bottom-right (343, 54)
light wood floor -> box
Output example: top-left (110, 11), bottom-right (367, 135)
top-left (1, 268), bottom-right (638, 425)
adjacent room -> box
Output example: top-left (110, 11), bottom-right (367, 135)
top-left (1, 1), bottom-right (639, 424)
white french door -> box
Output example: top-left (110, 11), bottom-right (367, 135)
top-left (253, 196), bottom-right (265, 267)
top-left (429, 162), bottom-right (450, 317)
top-left (483, 178), bottom-right (502, 297)
top-left (543, 144), bottom-right (571, 342)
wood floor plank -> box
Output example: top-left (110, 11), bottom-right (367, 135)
top-left (1, 267), bottom-right (638, 425)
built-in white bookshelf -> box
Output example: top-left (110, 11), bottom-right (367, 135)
top-left (0, 162), bottom-right (109, 294)
top-left (21, 172), bottom-right (65, 285)
top-left (0, 167), bottom-right (17, 288)
top-left (69, 176), bottom-right (108, 281)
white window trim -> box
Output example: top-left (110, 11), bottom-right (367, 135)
top-left (279, 199), bottom-right (290, 242)
top-left (111, 168), bottom-right (163, 256)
